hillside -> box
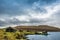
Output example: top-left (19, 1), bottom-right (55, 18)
top-left (15, 25), bottom-right (60, 32)
top-left (0, 25), bottom-right (60, 40)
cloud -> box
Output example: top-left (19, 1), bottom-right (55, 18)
top-left (0, 0), bottom-right (60, 28)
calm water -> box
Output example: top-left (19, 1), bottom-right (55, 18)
top-left (26, 32), bottom-right (60, 40)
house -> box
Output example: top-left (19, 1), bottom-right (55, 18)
top-left (5, 27), bottom-right (16, 32)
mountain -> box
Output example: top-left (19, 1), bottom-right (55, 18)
top-left (15, 25), bottom-right (60, 32)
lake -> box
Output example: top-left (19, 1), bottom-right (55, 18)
top-left (26, 32), bottom-right (60, 40)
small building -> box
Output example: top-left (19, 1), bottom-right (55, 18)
top-left (5, 27), bottom-right (16, 32)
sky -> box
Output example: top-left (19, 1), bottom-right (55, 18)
top-left (0, 0), bottom-right (60, 28)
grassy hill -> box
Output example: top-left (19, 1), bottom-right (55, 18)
top-left (15, 25), bottom-right (60, 32)
top-left (0, 25), bottom-right (60, 40)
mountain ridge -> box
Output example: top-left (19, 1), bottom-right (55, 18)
top-left (15, 25), bottom-right (60, 32)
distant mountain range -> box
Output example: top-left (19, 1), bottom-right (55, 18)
top-left (15, 25), bottom-right (60, 32)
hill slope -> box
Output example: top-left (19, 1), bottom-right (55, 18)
top-left (15, 25), bottom-right (60, 32)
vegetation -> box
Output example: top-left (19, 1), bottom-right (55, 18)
top-left (0, 27), bottom-right (48, 40)
top-left (16, 25), bottom-right (60, 32)
top-left (0, 25), bottom-right (60, 40)
top-left (0, 27), bottom-right (27, 40)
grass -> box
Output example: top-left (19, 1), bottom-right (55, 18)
top-left (0, 29), bottom-right (27, 40)
top-left (0, 26), bottom-right (48, 40)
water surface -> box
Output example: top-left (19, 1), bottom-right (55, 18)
top-left (27, 32), bottom-right (60, 40)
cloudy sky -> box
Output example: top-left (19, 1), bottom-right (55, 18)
top-left (0, 0), bottom-right (60, 28)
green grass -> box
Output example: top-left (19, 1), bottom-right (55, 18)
top-left (0, 29), bottom-right (27, 40)
top-left (0, 28), bottom-right (48, 40)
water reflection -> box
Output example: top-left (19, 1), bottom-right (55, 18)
top-left (26, 32), bottom-right (60, 40)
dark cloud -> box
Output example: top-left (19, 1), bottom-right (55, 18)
top-left (41, 0), bottom-right (56, 5)
top-left (0, 0), bottom-right (57, 15)
top-left (0, 17), bottom-right (51, 27)
top-left (0, 20), bottom-right (7, 26)
top-left (0, 0), bottom-right (60, 27)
